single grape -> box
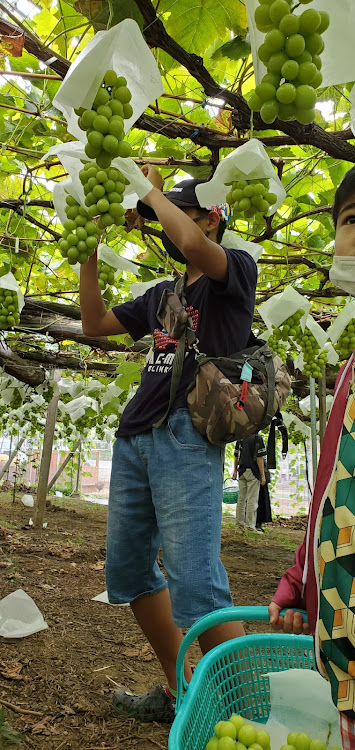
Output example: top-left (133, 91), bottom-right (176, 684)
top-left (305, 33), bottom-right (324, 55)
top-left (258, 43), bottom-right (272, 64)
top-left (123, 103), bottom-right (133, 119)
top-left (267, 51), bottom-right (288, 73)
top-left (277, 82), bottom-right (296, 103)
top-left (317, 11), bottom-right (330, 34)
top-left (299, 9), bottom-right (321, 35)
top-left (261, 72), bottom-right (281, 87)
top-left (93, 115), bottom-right (110, 134)
top-left (113, 86), bottom-right (132, 104)
top-left (269, 0), bottom-right (290, 24)
top-left (281, 59), bottom-right (299, 81)
top-left (264, 28), bottom-right (285, 53)
top-left (260, 99), bottom-right (279, 123)
top-left (92, 87), bottom-right (110, 109)
top-left (104, 69), bottom-right (118, 87)
top-left (285, 34), bottom-right (306, 58)
top-left (279, 13), bottom-right (300, 36)
top-left (116, 141), bottom-right (132, 158)
top-left (254, 4), bottom-right (274, 31)
top-left (249, 93), bottom-right (263, 112)
top-left (103, 134), bottom-right (119, 155)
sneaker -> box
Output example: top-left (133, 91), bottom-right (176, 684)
top-left (112, 684), bottom-right (176, 723)
top-left (255, 525), bottom-right (265, 534)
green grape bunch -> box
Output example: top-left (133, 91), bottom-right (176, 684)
top-left (59, 193), bottom-right (101, 265)
top-left (334, 319), bottom-right (355, 361)
top-left (74, 414), bottom-right (95, 434)
top-left (74, 70), bottom-right (133, 169)
top-left (0, 289), bottom-right (20, 330)
top-left (42, 385), bottom-right (54, 404)
top-left (298, 328), bottom-right (328, 378)
top-left (225, 178), bottom-right (277, 220)
top-left (9, 388), bottom-right (23, 410)
top-left (249, 0), bottom-right (330, 125)
top-left (267, 308), bottom-right (304, 356)
top-left (97, 260), bottom-right (116, 290)
top-left (79, 162), bottom-right (126, 232)
top-left (288, 426), bottom-right (306, 445)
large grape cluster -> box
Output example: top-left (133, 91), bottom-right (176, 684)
top-left (75, 70), bottom-right (133, 169)
top-left (249, 0), bottom-right (330, 125)
top-left (59, 194), bottom-right (101, 265)
top-left (0, 289), bottom-right (20, 329)
top-left (267, 308), bottom-right (328, 377)
top-left (225, 178), bottom-right (277, 220)
top-left (97, 261), bottom-right (116, 290)
top-left (288, 426), bottom-right (306, 445)
top-left (79, 162), bottom-right (126, 232)
top-left (334, 320), bottom-right (355, 361)
top-left (298, 328), bottom-right (328, 378)
top-left (9, 388), bottom-right (23, 410)
top-left (42, 385), bottom-right (54, 404)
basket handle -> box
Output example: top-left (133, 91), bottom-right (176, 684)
top-left (176, 605), bottom-right (308, 710)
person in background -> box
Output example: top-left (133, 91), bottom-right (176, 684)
top-left (256, 460), bottom-right (272, 533)
top-left (233, 433), bottom-right (266, 533)
top-left (268, 166), bottom-right (355, 750)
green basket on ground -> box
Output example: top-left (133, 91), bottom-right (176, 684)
top-left (169, 606), bottom-right (315, 750)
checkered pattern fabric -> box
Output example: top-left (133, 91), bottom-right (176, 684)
top-left (318, 376), bottom-right (355, 719)
top-left (340, 712), bottom-right (355, 750)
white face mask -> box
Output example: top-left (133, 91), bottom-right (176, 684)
top-left (329, 256), bottom-right (355, 296)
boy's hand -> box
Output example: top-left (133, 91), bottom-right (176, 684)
top-left (141, 164), bottom-right (164, 191)
top-left (260, 476), bottom-right (266, 486)
top-left (268, 602), bottom-right (311, 635)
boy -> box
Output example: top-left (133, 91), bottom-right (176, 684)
top-left (80, 166), bottom-right (258, 722)
top-left (268, 166), bottom-right (355, 750)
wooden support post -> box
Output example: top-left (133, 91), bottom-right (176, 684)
top-left (47, 440), bottom-right (81, 491)
top-left (0, 437), bottom-right (25, 482)
top-left (34, 370), bottom-right (61, 527)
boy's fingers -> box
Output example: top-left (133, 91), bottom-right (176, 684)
top-left (283, 609), bottom-right (296, 633)
top-left (268, 602), bottom-right (281, 626)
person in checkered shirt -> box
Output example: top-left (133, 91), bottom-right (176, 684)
top-left (268, 167), bottom-right (355, 750)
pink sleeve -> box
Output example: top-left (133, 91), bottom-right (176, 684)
top-left (272, 535), bottom-right (307, 611)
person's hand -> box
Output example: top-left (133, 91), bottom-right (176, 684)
top-left (141, 164), bottom-right (164, 191)
top-left (232, 469), bottom-right (237, 480)
top-left (268, 602), bottom-right (311, 635)
top-left (260, 476), bottom-right (266, 486)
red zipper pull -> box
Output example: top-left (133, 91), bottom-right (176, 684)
top-left (236, 380), bottom-right (248, 411)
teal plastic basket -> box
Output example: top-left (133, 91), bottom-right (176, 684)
top-left (169, 606), bottom-right (315, 750)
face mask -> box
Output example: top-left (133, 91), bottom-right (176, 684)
top-left (161, 214), bottom-right (213, 265)
top-left (329, 256), bottom-right (355, 296)
top-left (161, 231), bottom-right (186, 265)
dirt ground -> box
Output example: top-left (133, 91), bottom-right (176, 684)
top-left (0, 492), bottom-right (306, 750)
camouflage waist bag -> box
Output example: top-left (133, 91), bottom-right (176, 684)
top-left (154, 274), bottom-right (291, 446)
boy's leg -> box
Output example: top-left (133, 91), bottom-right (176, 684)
top-left (235, 473), bottom-right (247, 526)
top-left (150, 410), bottom-right (245, 638)
top-left (130, 588), bottom-right (192, 689)
top-left (245, 469), bottom-right (261, 530)
top-left (107, 436), bottom-right (189, 689)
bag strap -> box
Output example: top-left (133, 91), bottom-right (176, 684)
top-left (259, 348), bottom-right (276, 428)
top-left (153, 273), bottom-right (198, 429)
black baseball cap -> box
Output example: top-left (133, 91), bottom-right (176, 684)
top-left (137, 178), bottom-right (206, 222)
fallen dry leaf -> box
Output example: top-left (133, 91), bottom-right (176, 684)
top-left (0, 660), bottom-right (24, 680)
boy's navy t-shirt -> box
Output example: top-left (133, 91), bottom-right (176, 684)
top-left (112, 247), bottom-right (257, 437)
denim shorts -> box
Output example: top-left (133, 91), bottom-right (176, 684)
top-left (105, 409), bottom-right (233, 628)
